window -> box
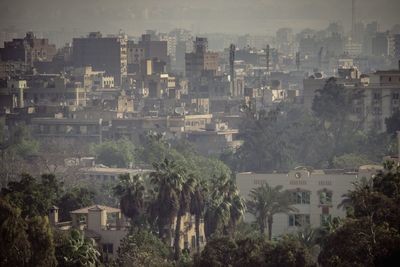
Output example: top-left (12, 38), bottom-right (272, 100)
top-left (393, 93), bottom-right (399, 100)
top-left (373, 92), bottom-right (381, 100)
top-left (372, 106), bottom-right (381, 115)
top-left (319, 190), bottom-right (332, 205)
top-left (320, 214), bottom-right (332, 226)
top-left (288, 214), bottom-right (310, 227)
top-left (289, 191), bottom-right (310, 204)
top-left (191, 235), bottom-right (196, 249)
top-left (102, 243), bottom-right (113, 254)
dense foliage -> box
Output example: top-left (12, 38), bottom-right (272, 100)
top-left (318, 163), bottom-right (400, 266)
top-left (90, 138), bottom-right (135, 168)
top-left (117, 228), bottom-right (171, 267)
top-left (196, 236), bottom-right (315, 267)
top-left (228, 78), bottom-right (397, 172)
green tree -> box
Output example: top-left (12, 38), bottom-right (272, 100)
top-left (233, 237), bottom-right (271, 266)
top-left (57, 187), bottom-right (95, 222)
top-left (174, 174), bottom-right (195, 259)
top-left (91, 138), bottom-right (135, 168)
top-left (1, 173), bottom-right (62, 218)
top-left (332, 153), bottom-right (374, 169)
top-left (197, 236), bottom-right (237, 267)
top-left (267, 236), bottom-right (315, 267)
top-left (319, 163), bottom-right (400, 266)
top-left (204, 175), bottom-right (245, 239)
top-left (312, 77), bottom-right (364, 164)
top-left (190, 178), bottom-right (208, 254)
top-left (197, 236), bottom-right (315, 267)
top-left (26, 215), bottom-right (57, 266)
top-left (0, 198), bottom-right (57, 266)
top-left (117, 228), bottom-right (171, 267)
top-left (114, 174), bottom-right (146, 226)
top-left (237, 104), bottom-right (328, 172)
top-left (385, 110), bottom-right (400, 137)
top-left (55, 229), bottom-right (100, 267)
top-left (0, 198), bottom-right (31, 266)
top-left (8, 123), bottom-right (39, 159)
top-left (247, 183), bottom-right (297, 240)
top-left (150, 158), bottom-right (185, 244)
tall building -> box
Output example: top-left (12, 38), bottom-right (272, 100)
top-left (0, 32), bottom-right (56, 67)
top-left (185, 37), bottom-right (218, 80)
top-left (393, 34), bottom-right (400, 62)
top-left (372, 32), bottom-right (389, 57)
top-left (127, 40), bottom-right (145, 74)
top-left (72, 32), bottom-right (127, 86)
top-left (138, 34), bottom-right (168, 64)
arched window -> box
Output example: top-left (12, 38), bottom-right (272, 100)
top-left (288, 189), bottom-right (311, 204)
top-left (318, 188), bottom-right (333, 205)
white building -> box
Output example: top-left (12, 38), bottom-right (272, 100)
top-left (236, 166), bottom-right (381, 238)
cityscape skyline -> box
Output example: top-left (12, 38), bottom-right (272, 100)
top-left (1, 0), bottom-right (400, 36)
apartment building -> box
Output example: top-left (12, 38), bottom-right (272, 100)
top-left (302, 68), bottom-right (400, 132)
top-left (73, 32), bottom-right (127, 86)
top-left (236, 165), bottom-right (381, 238)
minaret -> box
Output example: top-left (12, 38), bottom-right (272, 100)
top-left (229, 44), bottom-right (235, 96)
top-left (351, 0), bottom-right (356, 40)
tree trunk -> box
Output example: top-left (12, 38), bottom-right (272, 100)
top-left (267, 215), bottom-right (273, 240)
top-left (174, 214), bottom-right (182, 260)
top-left (158, 220), bottom-right (164, 240)
top-left (195, 214), bottom-right (201, 254)
top-left (260, 219), bottom-right (265, 235)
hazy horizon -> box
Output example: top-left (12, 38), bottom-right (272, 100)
top-left (1, 0), bottom-right (400, 36)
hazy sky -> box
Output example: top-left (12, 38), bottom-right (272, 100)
top-left (1, 0), bottom-right (399, 35)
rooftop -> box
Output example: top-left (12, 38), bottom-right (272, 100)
top-left (70, 204), bottom-right (120, 214)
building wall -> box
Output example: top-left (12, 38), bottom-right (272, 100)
top-left (236, 170), bottom-right (375, 238)
top-left (73, 34), bottom-right (127, 86)
top-left (1, 32), bottom-right (56, 66)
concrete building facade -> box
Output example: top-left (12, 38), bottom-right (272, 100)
top-left (72, 32), bottom-right (127, 86)
top-left (236, 166), bottom-right (380, 238)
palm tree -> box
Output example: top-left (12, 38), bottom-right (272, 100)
top-left (190, 177), bottom-right (208, 254)
top-left (247, 183), bottom-right (297, 240)
top-left (174, 174), bottom-right (195, 260)
top-left (226, 193), bottom-right (246, 238)
top-left (338, 176), bottom-right (373, 213)
top-left (204, 196), bottom-right (231, 238)
top-left (150, 158), bottom-right (185, 245)
top-left (205, 174), bottom-right (246, 239)
top-left (113, 174), bottom-right (145, 226)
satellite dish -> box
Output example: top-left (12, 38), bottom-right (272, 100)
top-left (174, 107), bottom-right (185, 115)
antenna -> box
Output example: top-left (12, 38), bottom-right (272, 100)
top-left (266, 44), bottom-right (270, 85)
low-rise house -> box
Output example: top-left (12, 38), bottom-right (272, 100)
top-left (50, 204), bottom-right (206, 258)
